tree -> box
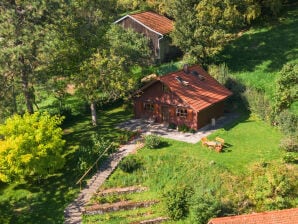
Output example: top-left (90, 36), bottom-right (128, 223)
top-left (170, 0), bottom-right (243, 65)
top-left (106, 25), bottom-right (152, 67)
top-left (73, 23), bottom-right (151, 126)
top-left (0, 112), bottom-right (65, 182)
top-left (75, 51), bottom-right (133, 126)
top-left (0, 0), bottom-right (68, 115)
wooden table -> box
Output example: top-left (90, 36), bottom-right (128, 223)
top-left (206, 141), bottom-right (222, 152)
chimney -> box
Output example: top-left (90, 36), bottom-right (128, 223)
top-left (183, 64), bottom-right (189, 74)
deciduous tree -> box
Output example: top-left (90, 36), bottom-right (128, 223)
top-left (0, 112), bottom-right (65, 182)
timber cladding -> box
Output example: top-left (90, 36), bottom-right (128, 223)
top-left (133, 64), bottom-right (232, 131)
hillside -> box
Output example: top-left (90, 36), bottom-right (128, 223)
top-left (219, 5), bottom-right (298, 112)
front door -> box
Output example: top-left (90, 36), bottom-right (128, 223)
top-left (161, 106), bottom-right (169, 122)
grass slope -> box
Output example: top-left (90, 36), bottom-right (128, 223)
top-left (219, 6), bottom-right (298, 99)
top-left (83, 114), bottom-right (285, 223)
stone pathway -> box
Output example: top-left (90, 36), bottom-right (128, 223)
top-left (64, 139), bottom-right (140, 224)
top-left (118, 112), bottom-right (239, 144)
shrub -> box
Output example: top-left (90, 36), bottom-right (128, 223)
top-left (190, 189), bottom-right (221, 224)
top-left (178, 124), bottom-right (190, 133)
top-left (119, 155), bottom-right (142, 173)
top-left (168, 123), bottom-right (177, 130)
top-left (163, 186), bottom-right (193, 220)
top-left (274, 62), bottom-right (298, 114)
top-left (190, 129), bottom-right (196, 133)
top-left (276, 110), bottom-right (298, 135)
top-left (241, 88), bottom-right (272, 121)
top-left (280, 136), bottom-right (298, 152)
top-left (145, 134), bottom-right (161, 149)
top-left (247, 163), bottom-right (297, 211)
top-left (208, 63), bottom-right (229, 85)
top-left (77, 135), bottom-right (112, 171)
top-left (283, 153), bottom-right (296, 164)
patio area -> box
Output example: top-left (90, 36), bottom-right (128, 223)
top-left (117, 112), bottom-right (239, 144)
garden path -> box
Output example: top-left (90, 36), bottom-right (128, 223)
top-left (64, 138), bottom-right (140, 224)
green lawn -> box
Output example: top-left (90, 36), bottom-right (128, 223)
top-left (83, 114), bottom-right (287, 223)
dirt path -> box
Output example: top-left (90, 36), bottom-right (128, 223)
top-left (64, 139), bottom-right (140, 224)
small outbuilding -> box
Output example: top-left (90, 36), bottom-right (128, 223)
top-left (114, 11), bottom-right (180, 62)
top-left (133, 64), bottom-right (233, 130)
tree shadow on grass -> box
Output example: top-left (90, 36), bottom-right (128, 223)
top-left (157, 141), bottom-right (171, 149)
top-left (0, 172), bottom-right (79, 224)
top-left (217, 7), bottom-right (298, 73)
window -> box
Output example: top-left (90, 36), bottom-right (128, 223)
top-left (162, 83), bottom-right (170, 93)
top-left (176, 108), bottom-right (187, 117)
top-left (144, 103), bottom-right (154, 112)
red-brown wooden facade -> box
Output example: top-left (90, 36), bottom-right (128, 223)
top-left (133, 65), bottom-right (232, 130)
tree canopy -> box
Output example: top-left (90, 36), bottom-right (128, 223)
top-left (0, 112), bottom-right (65, 182)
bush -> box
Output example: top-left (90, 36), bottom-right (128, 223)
top-left (77, 135), bottom-right (112, 171)
top-left (247, 163), bottom-right (297, 211)
top-left (276, 110), bottom-right (298, 135)
top-left (208, 63), bottom-right (229, 85)
top-left (178, 124), bottom-right (190, 133)
top-left (190, 190), bottom-right (221, 224)
top-left (280, 136), bottom-right (298, 152)
top-left (119, 155), bottom-right (142, 173)
top-left (163, 186), bottom-right (192, 220)
top-left (283, 153), bottom-right (296, 164)
top-left (168, 123), bottom-right (177, 130)
top-left (241, 88), bottom-right (272, 121)
top-left (145, 134), bottom-right (161, 149)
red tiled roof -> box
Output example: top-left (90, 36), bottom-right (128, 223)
top-left (158, 65), bottom-right (232, 112)
top-left (208, 208), bottom-right (298, 224)
top-left (130, 11), bottom-right (173, 35)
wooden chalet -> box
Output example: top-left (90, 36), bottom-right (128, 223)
top-left (114, 11), bottom-right (179, 62)
top-left (133, 64), bottom-right (233, 130)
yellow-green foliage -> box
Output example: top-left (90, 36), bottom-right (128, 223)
top-left (0, 112), bottom-right (65, 182)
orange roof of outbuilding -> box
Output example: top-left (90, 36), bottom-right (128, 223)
top-left (157, 65), bottom-right (232, 112)
top-left (115, 11), bottom-right (173, 35)
top-left (208, 208), bottom-right (298, 224)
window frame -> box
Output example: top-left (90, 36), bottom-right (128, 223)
top-left (176, 108), bottom-right (188, 118)
top-left (144, 102), bottom-right (154, 112)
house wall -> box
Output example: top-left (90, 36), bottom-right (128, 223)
top-left (134, 82), bottom-right (198, 130)
top-left (197, 101), bottom-right (225, 129)
top-left (118, 17), bottom-right (161, 58)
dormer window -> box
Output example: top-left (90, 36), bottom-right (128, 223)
top-left (162, 83), bottom-right (170, 93)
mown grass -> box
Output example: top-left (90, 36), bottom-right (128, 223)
top-left (0, 102), bottom-right (133, 224)
top-left (218, 5), bottom-right (298, 101)
top-left (83, 114), bottom-right (285, 223)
